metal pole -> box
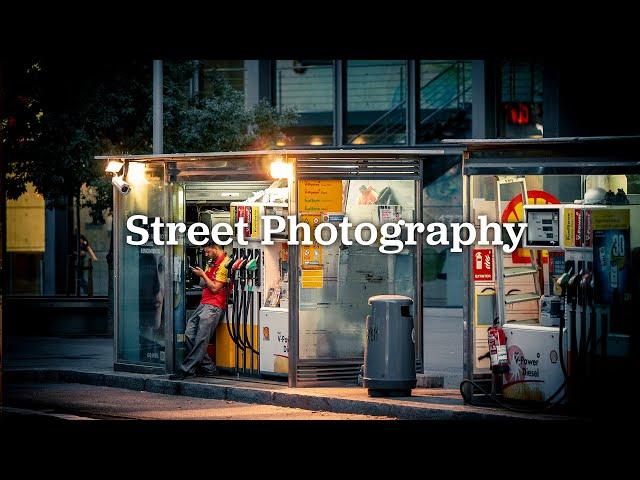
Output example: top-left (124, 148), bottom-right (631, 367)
top-left (461, 157), bottom-right (474, 402)
top-left (153, 60), bottom-right (163, 154)
top-left (415, 156), bottom-right (424, 372)
top-left (333, 60), bottom-right (345, 146)
top-left (288, 159), bottom-right (299, 387)
top-left (75, 192), bottom-right (81, 296)
top-left (407, 60), bottom-right (417, 145)
top-left (192, 60), bottom-right (200, 99)
top-left (0, 60), bottom-right (6, 404)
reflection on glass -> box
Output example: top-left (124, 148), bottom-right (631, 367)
top-left (423, 160), bottom-right (463, 307)
top-left (418, 60), bottom-right (472, 143)
top-left (276, 60), bottom-right (334, 146)
top-left (345, 60), bottom-right (407, 145)
top-left (498, 61), bottom-right (543, 139)
top-left (137, 248), bottom-right (165, 362)
top-left (470, 173), bottom-right (639, 337)
top-left (201, 60), bottom-right (245, 93)
top-left (298, 179), bottom-right (416, 360)
top-left (118, 164), bottom-right (166, 365)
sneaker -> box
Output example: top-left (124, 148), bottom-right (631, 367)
top-left (195, 367), bottom-right (218, 378)
top-left (169, 370), bottom-right (192, 381)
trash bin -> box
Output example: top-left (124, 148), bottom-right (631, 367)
top-left (363, 295), bottom-right (416, 397)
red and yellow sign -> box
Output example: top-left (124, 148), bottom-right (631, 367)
top-left (501, 190), bottom-right (560, 264)
top-left (473, 248), bottom-right (493, 281)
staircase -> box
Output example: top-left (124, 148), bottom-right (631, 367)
top-left (347, 61), bottom-right (472, 145)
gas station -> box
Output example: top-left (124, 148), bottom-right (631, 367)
top-left (100, 149), bottom-right (431, 388)
top-left (99, 136), bottom-right (639, 414)
top-left (457, 136), bottom-right (639, 412)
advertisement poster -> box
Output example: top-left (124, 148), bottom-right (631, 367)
top-left (138, 245), bottom-right (166, 364)
top-left (592, 209), bottom-right (630, 305)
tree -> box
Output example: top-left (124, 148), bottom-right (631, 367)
top-left (3, 59), bottom-right (297, 295)
top-left (163, 61), bottom-right (297, 153)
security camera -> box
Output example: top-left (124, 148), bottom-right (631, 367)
top-left (112, 175), bottom-right (131, 196)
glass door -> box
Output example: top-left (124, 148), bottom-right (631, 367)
top-left (116, 162), bottom-right (169, 370)
top-left (297, 179), bottom-right (418, 362)
top-left (171, 182), bottom-right (186, 371)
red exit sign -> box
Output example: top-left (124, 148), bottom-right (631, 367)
top-left (506, 102), bottom-right (530, 125)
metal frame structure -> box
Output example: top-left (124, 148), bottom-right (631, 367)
top-left (266, 60), bottom-right (474, 148)
top-left (100, 147), bottom-right (453, 386)
top-left (454, 135), bottom-right (640, 400)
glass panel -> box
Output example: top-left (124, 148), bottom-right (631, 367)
top-left (418, 61), bottom-right (472, 143)
top-left (298, 179), bottom-right (416, 360)
top-left (201, 60), bottom-right (245, 92)
top-left (5, 184), bottom-right (45, 295)
top-left (468, 170), bottom-right (638, 393)
top-left (171, 183), bottom-right (187, 371)
top-left (498, 60), bottom-right (544, 138)
top-left (6, 253), bottom-right (43, 294)
top-left (423, 158), bottom-right (463, 306)
top-left (79, 185), bottom-right (111, 297)
top-left (4, 182), bottom-right (109, 297)
top-left (345, 60), bottom-right (407, 145)
top-left (469, 172), bottom-right (638, 335)
top-left (275, 60), bottom-right (334, 146)
top-left (117, 163), bottom-right (167, 365)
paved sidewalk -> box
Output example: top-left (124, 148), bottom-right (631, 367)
top-left (3, 336), bottom-right (572, 421)
top-left (5, 335), bottom-right (112, 372)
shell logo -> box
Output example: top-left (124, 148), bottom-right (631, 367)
top-left (501, 190), bottom-right (560, 264)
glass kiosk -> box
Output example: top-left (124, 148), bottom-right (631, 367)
top-left (458, 137), bottom-right (640, 406)
top-left (103, 149), bottom-right (431, 387)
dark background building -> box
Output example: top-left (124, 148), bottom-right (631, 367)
top-left (5, 58), bottom-right (640, 334)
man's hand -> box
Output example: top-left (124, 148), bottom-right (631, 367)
top-left (191, 266), bottom-right (205, 278)
top-left (192, 266), bottom-right (223, 295)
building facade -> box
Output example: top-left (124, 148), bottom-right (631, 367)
top-left (11, 57), bottom-right (637, 313)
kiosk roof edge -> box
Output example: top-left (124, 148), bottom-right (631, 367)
top-left (94, 147), bottom-right (456, 162)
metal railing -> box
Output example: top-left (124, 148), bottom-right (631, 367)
top-left (347, 61), bottom-right (472, 145)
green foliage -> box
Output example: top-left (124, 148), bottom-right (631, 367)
top-left (4, 60), bottom-right (297, 224)
top-left (163, 61), bottom-right (296, 153)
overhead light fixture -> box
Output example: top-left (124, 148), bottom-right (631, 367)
top-left (352, 136), bottom-right (366, 145)
top-left (105, 159), bottom-right (124, 174)
top-left (270, 158), bottom-right (293, 179)
top-left (310, 137), bottom-right (323, 146)
top-left (127, 162), bottom-right (148, 185)
top-left (276, 140), bottom-right (286, 147)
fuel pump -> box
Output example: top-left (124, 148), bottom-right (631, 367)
top-left (212, 180), bottom-right (290, 378)
top-left (227, 255), bottom-right (247, 374)
top-left (499, 203), bottom-right (629, 410)
top-left (566, 260), bottom-right (582, 383)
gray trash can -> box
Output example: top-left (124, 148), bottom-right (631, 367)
top-left (363, 295), bottom-right (416, 397)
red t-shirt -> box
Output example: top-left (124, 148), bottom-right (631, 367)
top-left (200, 254), bottom-right (229, 309)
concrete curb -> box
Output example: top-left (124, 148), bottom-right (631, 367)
top-left (5, 368), bottom-right (570, 421)
top-left (416, 374), bottom-right (444, 388)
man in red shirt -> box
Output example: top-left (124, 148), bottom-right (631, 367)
top-left (170, 240), bottom-right (229, 380)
